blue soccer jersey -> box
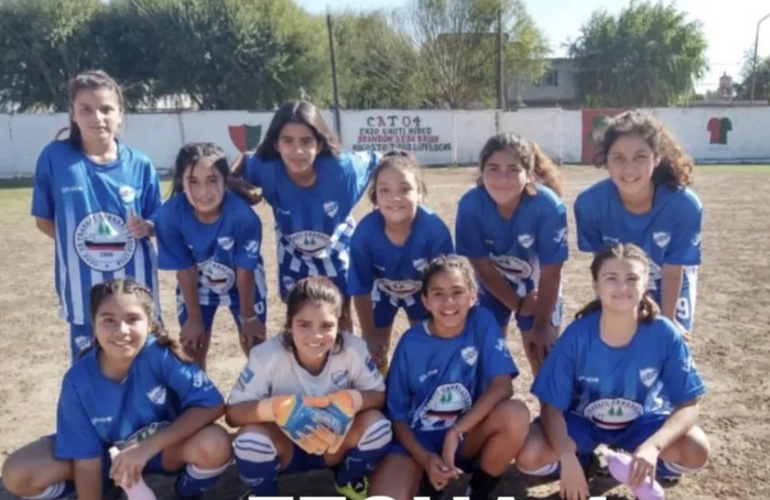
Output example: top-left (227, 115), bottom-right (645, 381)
top-left (348, 205), bottom-right (454, 324)
top-left (243, 151), bottom-right (380, 298)
top-left (155, 192), bottom-right (267, 312)
top-left (386, 306), bottom-right (518, 434)
top-left (30, 140), bottom-right (161, 327)
top-left (574, 179), bottom-right (702, 329)
top-left (532, 311), bottom-right (705, 430)
top-left (54, 336), bottom-right (224, 459)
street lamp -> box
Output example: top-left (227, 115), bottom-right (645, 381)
top-left (749, 12), bottom-right (770, 105)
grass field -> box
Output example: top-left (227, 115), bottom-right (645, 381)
top-left (1, 164), bottom-right (768, 499)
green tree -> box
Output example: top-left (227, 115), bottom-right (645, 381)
top-left (395, 0), bottom-right (549, 108)
top-left (735, 53), bottom-right (770, 103)
top-left (0, 0), bottom-right (104, 111)
top-left (569, 1), bottom-right (708, 107)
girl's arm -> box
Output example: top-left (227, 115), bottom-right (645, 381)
top-left (533, 263), bottom-right (562, 328)
top-left (236, 268), bottom-right (266, 350)
top-left (73, 457), bottom-right (104, 500)
top-left (660, 265), bottom-right (684, 326)
top-left (540, 402), bottom-right (578, 457)
top-left (640, 398), bottom-right (699, 452)
top-left (142, 404), bottom-right (224, 457)
top-left (450, 374), bottom-right (512, 436)
top-left (393, 420), bottom-right (433, 467)
top-left (353, 294), bottom-right (379, 351)
top-left (35, 217), bottom-right (56, 239)
top-left (226, 399), bottom-right (266, 427)
top-left (354, 389), bottom-right (385, 411)
top-left (469, 258), bottom-right (523, 312)
top-left (178, 266), bottom-right (203, 326)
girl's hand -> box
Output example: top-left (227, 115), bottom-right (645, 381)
top-left (422, 453), bottom-right (458, 491)
top-left (109, 444), bottom-right (155, 489)
top-left (180, 318), bottom-right (206, 352)
top-left (126, 208), bottom-right (152, 239)
top-left (518, 289), bottom-right (538, 316)
top-left (239, 320), bottom-right (266, 353)
top-left (524, 323), bottom-right (557, 373)
top-left (559, 453), bottom-right (589, 500)
top-left (440, 427), bottom-right (464, 477)
top-left (630, 443), bottom-right (660, 489)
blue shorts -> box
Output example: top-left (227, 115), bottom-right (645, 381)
top-left (372, 296), bottom-right (426, 328)
top-left (177, 300), bottom-right (266, 332)
top-left (69, 323), bottom-right (94, 362)
top-left (389, 430), bottom-right (476, 472)
top-left (564, 412), bottom-right (667, 458)
top-left (278, 267), bottom-right (348, 302)
top-left (479, 289), bottom-right (563, 332)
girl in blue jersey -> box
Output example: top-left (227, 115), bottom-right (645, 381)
top-left (155, 142), bottom-right (267, 370)
top-left (515, 244), bottom-right (709, 500)
top-left (231, 100), bottom-right (380, 329)
top-left (456, 133), bottom-right (568, 375)
top-left (574, 110), bottom-right (702, 338)
top-left (370, 255), bottom-right (530, 500)
top-left (348, 150), bottom-right (454, 372)
top-left (1, 279), bottom-right (232, 500)
top-left (31, 70), bottom-right (162, 362)
top-left (226, 277), bottom-right (391, 500)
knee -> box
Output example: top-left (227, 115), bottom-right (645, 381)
top-left (233, 426), bottom-right (279, 464)
top-left (2, 455), bottom-right (37, 496)
top-left (497, 399), bottom-right (531, 436)
top-left (680, 428), bottom-right (710, 468)
top-left (191, 425), bottom-right (232, 467)
top-left (354, 411), bottom-right (392, 451)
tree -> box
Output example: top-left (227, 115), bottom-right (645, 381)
top-left (735, 53), bottom-right (770, 103)
top-left (569, 1), bottom-right (708, 107)
top-left (0, 0), bottom-right (105, 111)
top-left (394, 0), bottom-right (549, 108)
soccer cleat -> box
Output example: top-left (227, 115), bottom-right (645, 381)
top-left (335, 476), bottom-right (370, 500)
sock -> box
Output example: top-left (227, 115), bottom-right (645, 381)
top-left (233, 432), bottom-right (281, 495)
top-left (658, 459), bottom-right (698, 479)
top-left (467, 468), bottom-right (503, 500)
top-left (517, 461), bottom-right (560, 477)
top-left (24, 481), bottom-right (76, 500)
top-left (335, 418), bottom-right (392, 486)
top-left (175, 462), bottom-right (229, 498)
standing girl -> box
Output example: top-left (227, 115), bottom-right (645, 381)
top-left (226, 277), bottom-right (392, 500)
top-left (31, 70), bottom-right (161, 361)
top-left (1, 278), bottom-right (232, 500)
top-left (348, 150), bottom-right (454, 372)
top-left (455, 133), bottom-right (568, 374)
top-left (155, 142), bottom-right (267, 369)
top-left (574, 110), bottom-right (702, 336)
top-left (370, 255), bottom-right (530, 500)
top-left (515, 244), bottom-right (709, 500)
top-left (232, 101), bottom-right (380, 327)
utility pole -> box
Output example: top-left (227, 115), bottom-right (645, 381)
top-left (327, 12), bottom-right (342, 136)
top-left (749, 12), bottom-right (770, 105)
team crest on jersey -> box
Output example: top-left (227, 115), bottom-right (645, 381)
top-left (75, 212), bottom-right (137, 271)
top-left (413, 258), bottom-right (427, 271)
top-left (332, 370), bottom-right (350, 388)
top-left (517, 234), bottom-right (535, 249)
top-left (217, 237), bottom-right (235, 251)
top-left (198, 259), bottom-right (235, 294)
top-left (365, 355), bottom-right (377, 373)
top-left (244, 239), bottom-right (260, 257)
top-left (639, 368), bottom-right (659, 388)
top-left (288, 231), bottom-right (332, 258)
top-left (147, 386), bottom-right (167, 405)
top-left (74, 335), bottom-right (93, 354)
top-left (461, 346), bottom-right (478, 366)
top-left (419, 383), bottom-right (473, 430)
top-left (118, 185), bottom-right (137, 204)
top-left (377, 279), bottom-right (422, 300)
top-left (494, 338), bottom-right (511, 358)
top-left (583, 398), bottom-right (643, 430)
top-left (490, 255), bottom-right (533, 283)
top-left (553, 227), bottom-right (567, 244)
top-left (323, 201), bottom-right (339, 218)
top-left (653, 232), bottom-right (671, 248)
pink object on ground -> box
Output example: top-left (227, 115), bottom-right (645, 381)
top-left (108, 447), bottom-right (158, 500)
top-left (603, 448), bottom-right (665, 500)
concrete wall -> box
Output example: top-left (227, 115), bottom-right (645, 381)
top-left (1, 107), bottom-right (768, 177)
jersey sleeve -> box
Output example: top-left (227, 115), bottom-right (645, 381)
top-left (31, 146), bottom-right (55, 220)
top-left (384, 338), bottom-right (412, 423)
top-left (347, 335), bottom-right (386, 392)
top-left (344, 151), bottom-right (381, 203)
top-left (54, 375), bottom-right (104, 459)
top-left (228, 345), bottom-right (274, 405)
top-left (431, 215), bottom-right (455, 256)
top-left (347, 222), bottom-right (375, 296)
top-left (659, 321), bottom-right (706, 406)
top-left (477, 308), bottom-right (519, 386)
top-left (233, 205), bottom-right (262, 271)
top-left (663, 194), bottom-right (702, 266)
top-left (574, 192), bottom-right (604, 253)
top-left (455, 193), bottom-right (488, 258)
top-left (242, 154), bottom-right (263, 188)
top-left (156, 346), bottom-right (223, 410)
top-left (155, 202), bottom-right (194, 270)
top-left (141, 163), bottom-right (162, 222)
top-left (536, 196), bottom-right (569, 266)
top-left (531, 324), bottom-right (578, 411)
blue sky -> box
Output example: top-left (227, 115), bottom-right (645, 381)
top-left (295, 0), bottom-right (770, 93)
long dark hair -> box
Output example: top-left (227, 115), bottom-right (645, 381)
top-left (574, 243), bottom-right (659, 322)
top-left (170, 142), bottom-right (230, 197)
top-left (280, 277), bottom-right (345, 355)
top-left (256, 101), bottom-right (342, 160)
top-left (68, 70), bottom-right (125, 151)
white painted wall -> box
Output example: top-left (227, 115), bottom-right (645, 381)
top-left (1, 107), bottom-right (768, 178)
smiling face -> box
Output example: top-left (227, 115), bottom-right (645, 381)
top-left (70, 87), bottom-right (123, 147)
top-left (183, 156), bottom-right (226, 220)
top-left (374, 165), bottom-right (421, 225)
top-left (422, 268), bottom-right (476, 337)
top-left (93, 292), bottom-right (150, 364)
top-left (290, 301), bottom-right (339, 372)
top-left (593, 257), bottom-right (648, 315)
top-left (606, 134), bottom-right (658, 200)
top-left (275, 123), bottom-right (322, 182)
top-left (481, 149), bottom-right (528, 208)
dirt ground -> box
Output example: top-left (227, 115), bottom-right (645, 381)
top-left (0, 165), bottom-right (768, 500)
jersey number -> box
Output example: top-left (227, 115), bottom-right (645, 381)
top-left (676, 297), bottom-right (690, 321)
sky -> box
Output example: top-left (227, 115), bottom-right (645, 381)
top-left (294, 0), bottom-right (770, 93)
